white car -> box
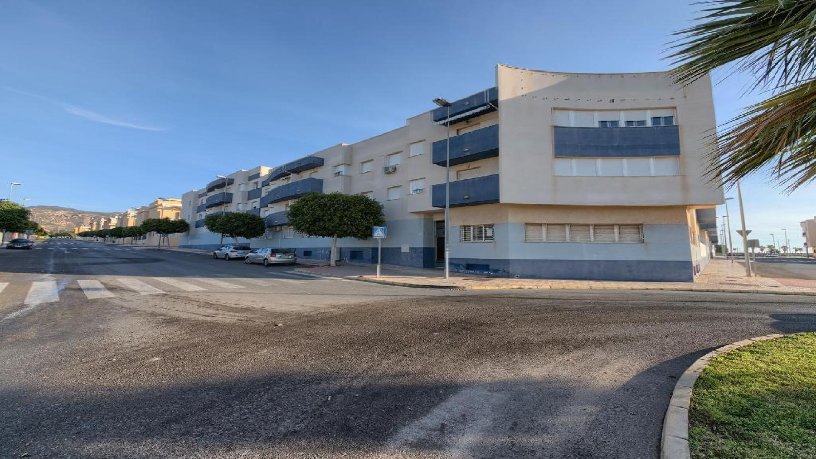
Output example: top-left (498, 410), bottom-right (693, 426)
top-left (212, 244), bottom-right (251, 260)
top-left (243, 248), bottom-right (297, 266)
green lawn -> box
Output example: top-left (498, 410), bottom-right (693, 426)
top-left (689, 333), bottom-right (816, 459)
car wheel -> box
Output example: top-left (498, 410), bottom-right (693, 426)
top-left (263, 259), bottom-right (269, 267)
top-left (225, 254), bottom-right (230, 261)
top-left (244, 257), bottom-right (250, 264)
top-left (213, 253), bottom-right (218, 259)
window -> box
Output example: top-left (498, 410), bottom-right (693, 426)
top-left (461, 224), bottom-right (494, 242)
top-left (524, 223), bottom-right (644, 243)
top-left (361, 159), bottom-right (373, 174)
top-left (387, 186), bottom-right (401, 201)
top-left (409, 141), bottom-right (424, 157)
top-left (598, 158), bottom-right (624, 176)
top-left (386, 153), bottom-right (401, 167)
top-left (598, 120), bottom-right (619, 128)
top-left (573, 158), bottom-right (597, 176)
top-left (625, 120), bottom-right (647, 127)
top-left (652, 116), bottom-right (674, 126)
top-left (626, 158), bottom-right (652, 176)
top-left (456, 168), bottom-right (482, 180)
top-left (653, 157), bottom-right (680, 175)
top-left (333, 164), bottom-right (349, 176)
top-left (409, 178), bottom-right (425, 195)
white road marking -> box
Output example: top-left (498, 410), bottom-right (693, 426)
top-left (0, 282), bottom-right (7, 294)
top-left (151, 277), bottom-right (206, 291)
top-left (118, 278), bottom-right (164, 295)
top-left (24, 280), bottom-right (59, 305)
top-left (194, 278), bottom-right (243, 289)
top-left (240, 278), bottom-right (274, 287)
top-left (77, 280), bottom-right (115, 299)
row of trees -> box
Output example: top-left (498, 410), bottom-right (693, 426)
top-left (78, 218), bottom-right (189, 247)
top-left (0, 201), bottom-right (47, 241)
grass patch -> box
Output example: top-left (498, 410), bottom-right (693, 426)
top-left (689, 333), bottom-right (816, 459)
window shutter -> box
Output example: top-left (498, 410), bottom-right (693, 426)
top-left (525, 224), bottom-right (545, 242)
top-left (569, 224), bottom-right (591, 242)
top-left (593, 225), bottom-right (616, 242)
top-left (546, 224), bottom-right (567, 242)
top-left (461, 225), bottom-right (472, 242)
top-left (619, 225), bottom-right (643, 243)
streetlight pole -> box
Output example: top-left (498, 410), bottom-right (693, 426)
top-left (433, 97), bottom-right (452, 279)
top-left (770, 233), bottom-right (776, 253)
top-left (8, 182), bottom-right (21, 202)
top-left (781, 228), bottom-right (790, 256)
top-left (216, 175), bottom-right (228, 245)
top-left (724, 198), bottom-right (734, 262)
top-left (736, 182), bottom-right (751, 276)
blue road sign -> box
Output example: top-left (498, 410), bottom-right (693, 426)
top-left (372, 226), bottom-right (387, 239)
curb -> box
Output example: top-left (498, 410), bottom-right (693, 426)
top-left (660, 333), bottom-right (785, 459)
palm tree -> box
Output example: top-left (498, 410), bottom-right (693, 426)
top-left (671, 1), bottom-right (816, 192)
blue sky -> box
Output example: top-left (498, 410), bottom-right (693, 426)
top-left (0, 0), bottom-right (812, 248)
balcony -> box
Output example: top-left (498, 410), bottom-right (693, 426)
top-left (260, 177), bottom-right (323, 207)
top-left (248, 172), bottom-right (261, 181)
top-left (196, 203), bottom-right (207, 213)
top-left (432, 174), bottom-right (500, 208)
top-left (554, 125), bottom-right (680, 157)
top-left (206, 177), bottom-right (234, 192)
top-left (205, 192), bottom-right (233, 209)
top-left (194, 219), bottom-right (206, 228)
top-left (247, 188), bottom-right (262, 200)
top-left (264, 156), bottom-right (324, 184)
top-left (432, 124), bottom-right (499, 167)
top-left (432, 87), bottom-right (498, 125)
top-left (696, 208), bottom-right (717, 230)
top-left (264, 211), bottom-right (289, 227)
top-left (244, 208), bottom-right (261, 217)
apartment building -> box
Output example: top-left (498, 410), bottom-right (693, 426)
top-left (116, 209), bottom-right (138, 228)
top-left (802, 217), bottom-right (816, 255)
top-left (134, 198), bottom-right (182, 225)
top-left (180, 65), bottom-right (723, 281)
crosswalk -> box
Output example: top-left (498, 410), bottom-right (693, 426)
top-left (0, 271), bottom-right (316, 308)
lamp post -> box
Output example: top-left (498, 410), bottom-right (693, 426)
top-left (770, 233), bottom-right (776, 253)
top-left (781, 228), bottom-right (790, 256)
top-left (724, 197), bottom-right (734, 262)
top-left (736, 182), bottom-right (751, 276)
top-left (433, 97), bottom-right (452, 279)
top-left (216, 175), bottom-right (228, 245)
top-left (8, 182), bottom-right (21, 202)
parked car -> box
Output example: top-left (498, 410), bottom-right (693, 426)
top-left (212, 244), bottom-right (251, 260)
top-left (5, 238), bottom-right (34, 250)
top-left (244, 248), bottom-right (297, 266)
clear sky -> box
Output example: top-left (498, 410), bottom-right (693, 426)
top-left (0, 0), bottom-right (812, 249)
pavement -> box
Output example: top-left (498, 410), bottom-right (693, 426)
top-left (294, 257), bottom-right (816, 295)
top-left (2, 239), bottom-right (816, 458)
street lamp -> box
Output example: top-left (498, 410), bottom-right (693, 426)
top-left (8, 182), bottom-right (21, 202)
top-left (216, 175), bottom-right (228, 245)
top-left (781, 228), bottom-right (790, 256)
top-left (433, 97), bottom-right (452, 279)
top-left (724, 197), bottom-right (734, 262)
top-left (736, 182), bottom-right (751, 276)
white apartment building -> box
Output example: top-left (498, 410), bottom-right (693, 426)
top-left (802, 217), bottom-right (816, 255)
top-left (180, 65), bottom-right (723, 281)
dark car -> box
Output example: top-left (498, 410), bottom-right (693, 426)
top-left (6, 238), bottom-right (34, 249)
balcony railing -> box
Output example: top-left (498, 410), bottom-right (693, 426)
top-left (432, 124), bottom-right (499, 167)
top-left (432, 174), bottom-right (500, 208)
top-left (196, 203), bottom-right (207, 213)
top-left (432, 87), bottom-right (498, 125)
top-left (264, 156), bottom-right (325, 185)
top-left (206, 177), bottom-right (234, 192)
top-left (194, 219), bottom-right (206, 228)
top-left (264, 211), bottom-right (289, 227)
top-left (553, 125), bottom-right (680, 157)
top-left (696, 208), bottom-right (717, 230)
top-left (260, 177), bottom-right (323, 207)
top-left (247, 188), bottom-right (262, 200)
top-left (205, 192), bottom-right (233, 209)
top-left (244, 208), bottom-right (261, 217)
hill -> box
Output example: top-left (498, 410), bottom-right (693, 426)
top-left (27, 206), bottom-right (118, 233)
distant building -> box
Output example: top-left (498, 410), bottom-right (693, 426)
top-left (134, 198), bottom-right (182, 225)
top-left (802, 217), bottom-right (816, 255)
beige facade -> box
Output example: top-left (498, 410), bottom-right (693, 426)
top-left (135, 198), bottom-right (182, 225)
top-left (802, 218), bottom-right (816, 255)
top-left (181, 65), bottom-right (722, 281)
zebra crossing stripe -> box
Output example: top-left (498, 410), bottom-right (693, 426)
top-left (0, 282), bottom-right (7, 294)
top-left (25, 280), bottom-right (59, 305)
top-left (118, 278), bottom-right (164, 295)
top-left (77, 280), bottom-right (115, 299)
top-left (240, 278), bottom-right (274, 287)
top-left (151, 277), bottom-right (206, 291)
top-left (194, 278), bottom-right (243, 289)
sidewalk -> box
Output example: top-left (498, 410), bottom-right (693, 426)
top-left (295, 258), bottom-right (816, 295)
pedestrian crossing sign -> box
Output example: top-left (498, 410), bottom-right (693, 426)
top-left (372, 226), bottom-right (387, 239)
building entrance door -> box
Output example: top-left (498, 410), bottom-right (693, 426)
top-left (435, 221), bottom-right (445, 265)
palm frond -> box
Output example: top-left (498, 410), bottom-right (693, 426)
top-left (710, 80), bottom-right (816, 191)
top-left (671, 0), bottom-right (816, 89)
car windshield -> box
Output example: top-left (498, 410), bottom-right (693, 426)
top-left (274, 249), bottom-right (294, 254)
top-left (11, 239), bottom-right (29, 243)
top-left (234, 246), bottom-right (250, 250)
top-left (249, 249), bottom-right (262, 253)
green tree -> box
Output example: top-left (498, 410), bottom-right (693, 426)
top-left (671, 1), bottom-right (816, 192)
top-left (141, 218), bottom-right (189, 247)
top-left (287, 192), bottom-right (384, 266)
top-left (0, 201), bottom-right (31, 243)
top-left (122, 225), bottom-right (145, 244)
top-left (108, 226), bottom-right (125, 243)
top-left (205, 212), bottom-right (263, 244)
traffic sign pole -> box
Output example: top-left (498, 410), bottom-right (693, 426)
top-left (377, 238), bottom-right (381, 278)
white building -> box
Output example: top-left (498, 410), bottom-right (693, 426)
top-left (180, 65), bottom-right (723, 281)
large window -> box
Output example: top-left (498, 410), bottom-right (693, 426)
top-left (554, 109), bottom-right (677, 128)
top-left (524, 223), bottom-right (644, 243)
top-left (461, 224), bottom-right (494, 242)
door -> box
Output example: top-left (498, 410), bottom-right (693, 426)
top-left (435, 220), bottom-right (445, 265)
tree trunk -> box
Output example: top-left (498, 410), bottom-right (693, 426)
top-left (330, 235), bottom-right (338, 267)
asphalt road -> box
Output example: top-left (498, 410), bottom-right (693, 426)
top-left (751, 256), bottom-right (816, 280)
top-left (1, 240), bottom-right (815, 458)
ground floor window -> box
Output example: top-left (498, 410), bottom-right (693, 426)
top-left (525, 223), bottom-right (643, 243)
top-left (461, 224), bottom-right (494, 242)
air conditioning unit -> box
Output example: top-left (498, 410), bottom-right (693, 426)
top-left (384, 165), bottom-right (398, 174)
top-left (333, 171), bottom-right (344, 176)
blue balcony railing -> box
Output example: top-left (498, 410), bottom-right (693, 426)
top-left (194, 219), bottom-right (206, 228)
top-left (432, 174), bottom-right (499, 208)
top-left (553, 125), bottom-right (680, 157)
top-left (432, 87), bottom-right (498, 125)
top-left (432, 124), bottom-right (499, 167)
top-left (247, 188), bottom-right (262, 200)
top-left (206, 177), bottom-right (234, 192)
top-left (264, 156), bottom-right (325, 185)
top-left (248, 172), bottom-right (261, 181)
top-left (205, 192), bottom-right (233, 209)
top-left (244, 208), bottom-right (261, 217)
top-left (264, 211), bottom-right (289, 227)
top-left (260, 178), bottom-right (323, 207)
top-left (196, 203), bottom-right (207, 213)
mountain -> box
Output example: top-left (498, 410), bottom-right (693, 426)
top-left (27, 206), bottom-right (118, 233)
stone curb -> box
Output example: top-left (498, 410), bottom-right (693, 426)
top-left (660, 333), bottom-right (785, 459)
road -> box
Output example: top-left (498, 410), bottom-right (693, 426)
top-left (1, 240), bottom-right (815, 458)
top-left (751, 257), bottom-right (816, 288)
